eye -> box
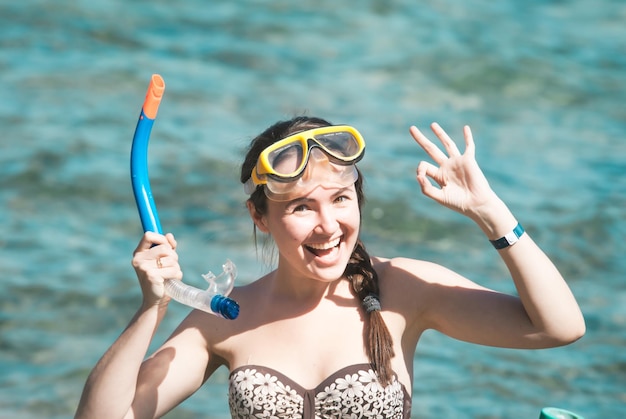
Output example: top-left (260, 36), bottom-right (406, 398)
top-left (332, 187), bottom-right (356, 205)
top-left (334, 193), bottom-right (353, 204)
top-left (292, 203), bottom-right (310, 213)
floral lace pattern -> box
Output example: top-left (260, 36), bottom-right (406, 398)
top-left (228, 364), bottom-right (409, 419)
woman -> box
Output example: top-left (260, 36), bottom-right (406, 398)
top-left (76, 116), bottom-right (585, 418)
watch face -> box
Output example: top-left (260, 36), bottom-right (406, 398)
top-left (504, 231), bottom-right (519, 245)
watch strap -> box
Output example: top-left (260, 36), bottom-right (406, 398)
top-left (490, 222), bottom-right (525, 250)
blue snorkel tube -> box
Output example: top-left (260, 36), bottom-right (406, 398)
top-left (130, 74), bottom-right (239, 320)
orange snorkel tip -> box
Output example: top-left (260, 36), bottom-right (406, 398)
top-left (142, 74), bottom-right (165, 120)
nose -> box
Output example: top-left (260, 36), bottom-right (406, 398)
top-left (315, 205), bottom-right (339, 235)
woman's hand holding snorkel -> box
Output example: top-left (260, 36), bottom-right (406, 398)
top-left (130, 74), bottom-right (239, 319)
top-left (132, 232), bottom-right (182, 308)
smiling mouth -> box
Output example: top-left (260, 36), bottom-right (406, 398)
top-left (305, 237), bottom-right (341, 256)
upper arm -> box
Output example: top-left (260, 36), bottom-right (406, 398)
top-left (128, 312), bottom-right (221, 419)
top-left (383, 257), bottom-right (553, 349)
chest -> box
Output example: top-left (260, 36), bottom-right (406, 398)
top-left (220, 303), bottom-right (369, 386)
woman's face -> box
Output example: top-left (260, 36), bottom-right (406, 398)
top-left (255, 182), bottom-right (361, 283)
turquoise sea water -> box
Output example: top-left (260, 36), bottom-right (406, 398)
top-left (1, 0), bottom-right (625, 417)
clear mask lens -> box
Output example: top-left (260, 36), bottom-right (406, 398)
top-left (264, 148), bottom-right (358, 201)
top-left (243, 125), bottom-right (365, 196)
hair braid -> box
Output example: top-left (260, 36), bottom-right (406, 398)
top-left (344, 239), bottom-right (395, 386)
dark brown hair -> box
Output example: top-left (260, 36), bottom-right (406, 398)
top-left (241, 116), bottom-right (395, 384)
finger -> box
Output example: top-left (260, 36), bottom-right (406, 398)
top-left (135, 232), bottom-right (168, 254)
top-left (156, 263), bottom-right (184, 281)
top-left (153, 255), bottom-right (184, 280)
top-left (463, 125), bottom-right (475, 158)
top-left (416, 161), bottom-right (444, 201)
top-left (134, 253), bottom-right (183, 280)
top-left (151, 244), bottom-right (179, 265)
top-left (416, 160), bottom-right (444, 186)
top-left (409, 125), bottom-right (448, 164)
top-left (430, 122), bottom-right (461, 157)
top-left (164, 267), bottom-right (184, 281)
top-left (165, 233), bottom-right (177, 251)
top-left (156, 256), bottom-right (167, 269)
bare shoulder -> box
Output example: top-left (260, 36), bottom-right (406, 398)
top-left (371, 256), bottom-right (484, 323)
top-left (371, 256), bottom-right (434, 313)
top-left (373, 256), bottom-right (453, 285)
top-left (373, 256), bottom-right (481, 288)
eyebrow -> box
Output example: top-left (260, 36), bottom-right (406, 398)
top-left (332, 186), bottom-right (352, 197)
top-left (285, 197), bottom-right (311, 207)
top-left (284, 186), bottom-right (353, 207)
top-left (283, 196), bottom-right (316, 210)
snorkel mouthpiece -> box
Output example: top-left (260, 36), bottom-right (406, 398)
top-left (211, 295), bottom-right (241, 319)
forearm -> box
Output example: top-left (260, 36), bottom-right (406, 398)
top-left (471, 197), bottom-right (585, 344)
top-left (75, 303), bottom-right (167, 419)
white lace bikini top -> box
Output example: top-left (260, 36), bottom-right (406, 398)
top-left (228, 363), bottom-right (411, 418)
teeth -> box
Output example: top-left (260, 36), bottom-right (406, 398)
top-left (307, 237), bottom-right (340, 250)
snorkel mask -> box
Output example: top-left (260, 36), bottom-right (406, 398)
top-left (244, 125), bottom-right (365, 201)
